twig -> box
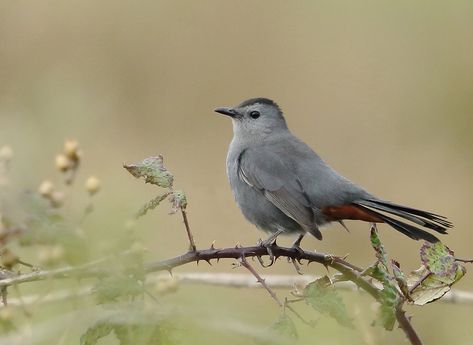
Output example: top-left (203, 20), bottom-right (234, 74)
top-left (180, 209), bottom-right (196, 252)
top-left (238, 255), bottom-right (283, 307)
top-left (455, 257), bottom-right (473, 263)
top-left (4, 272), bottom-right (473, 308)
top-left (396, 304), bottom-right (423, 345)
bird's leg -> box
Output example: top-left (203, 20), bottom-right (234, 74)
top-left (257, 229), bottom-right (285, 267)
top-left (289, 234), bottom-right (305, 275)
top-left (292, 234), bottom-right (305, 251)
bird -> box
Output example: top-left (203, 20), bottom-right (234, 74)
top-left (215, 97), bottom-right (452, 250)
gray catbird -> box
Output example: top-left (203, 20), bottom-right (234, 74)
top-left (215, 97), bottom-right (451, 248)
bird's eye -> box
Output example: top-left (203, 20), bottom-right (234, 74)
top-left (249, 111), bottom-right (260, 119)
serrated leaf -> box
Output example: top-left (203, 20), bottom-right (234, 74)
top-left (124, 156), bottom-right (174, 188)
top-left (391, 260), bottom-right (411, 300)
top-left (377, 282), bottom-right (399, 331)
top-left (136, 193), bottom-right (171, 218)
top-left (370, 226), bottom-right (388, 267)
top-left (304, 276), bottom-right (353, 327)
top-left (80, 321), bottom-right (114, 345)
top-left (420, 241), bottom-right (456, 277)
top-left (270, 314), bottom-right (298, 340)
top-left (93, 275), bottom-right (144, 304)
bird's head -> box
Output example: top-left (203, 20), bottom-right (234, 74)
top-left (215, 98), bottom-right (288, 140)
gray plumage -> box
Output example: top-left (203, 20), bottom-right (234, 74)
top-left (215, 98), bottom-right (451, 243)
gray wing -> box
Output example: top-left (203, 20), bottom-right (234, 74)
top-left (238, 148), bottom-right (322, 239)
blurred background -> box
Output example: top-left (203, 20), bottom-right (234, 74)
top-left (0, 1), bottom-right (472, 344)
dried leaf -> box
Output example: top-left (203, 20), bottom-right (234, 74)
top-left (124, 156), bottom-right (174, 188)
top-left (168, 190), bottom-right (187, 213)
top-left (407, 265), bottom-right (466, 305)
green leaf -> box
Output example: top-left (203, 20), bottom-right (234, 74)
top-left (370, 226), bottom-right (388, 268)
top-left (420, 241), bottom-right (456, 277)
top-left (93, 275), bottom-right (144, 304)
top-left (80, 321), bottom-right (114, 345)
top-left (391, 260), bottom-right (411, 301)
top-left (269, 314), bottom-right (298, 340)
top-left (136, 193), bottom-right (171, 218)
top-left (377, 282), bottom-right (399, 331)
top-left (304, 276), bottom-right (353, 327)
top-left (124, 156), bottom-right (174, 188)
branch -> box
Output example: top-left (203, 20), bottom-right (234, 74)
top-left (4, 272), bottom-right (473, 308)
top-left (396, 305), bottom-right (423, 345)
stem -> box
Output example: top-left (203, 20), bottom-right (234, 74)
top-left (180, 209), bottom-right (196, 251)
top-left (239, 255), bottom-right (283, 307)
top-left (396, 305), bottom-right (423, 345)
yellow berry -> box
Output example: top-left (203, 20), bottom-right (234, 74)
top-left (85, 176), bottom-right (100, 195)
top-left (64, 140), bottom-right (80, 159)
top-left (55, 154), bottom-right (71, 172)
top-left (38, 180), bottom-right (54, 197)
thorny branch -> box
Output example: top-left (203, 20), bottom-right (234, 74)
top-left (0, 242), bottom-right (470, 345)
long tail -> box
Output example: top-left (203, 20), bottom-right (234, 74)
top-left (352, 199), bottom-right (452, 243)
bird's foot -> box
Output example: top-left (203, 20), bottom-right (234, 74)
top-left (289, 238), bottom-right (305, 275)
top-left (257, 238), bottom-right (278, 267)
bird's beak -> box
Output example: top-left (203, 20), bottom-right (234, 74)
top-left (214, 107), bottom-right (238, 118)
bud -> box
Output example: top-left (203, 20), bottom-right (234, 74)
top-left (64, 139), bottom-right (80, 159)
top-left (85, 176), bottom-right (100, 196)
top-left (50, 191), bottom-right (65, 208)
top-left (38, 180), bottom-right (54, 197)
top-left (55, 154), bottom-right (71, 172)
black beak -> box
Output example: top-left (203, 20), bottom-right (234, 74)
top-left (214, 107), bottom-right (238, 118)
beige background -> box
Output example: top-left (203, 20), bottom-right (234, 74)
top-left (1, 1), bottom-right (472, 344)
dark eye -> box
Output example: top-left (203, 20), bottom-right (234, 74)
top-left (249, 111), bottom-right (260, 119)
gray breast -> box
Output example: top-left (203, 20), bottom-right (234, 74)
top-left (226, 148), bottom-right (303, 235)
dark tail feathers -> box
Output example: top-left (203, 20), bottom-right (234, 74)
top-left (353, 199), bottom-right (452, 243)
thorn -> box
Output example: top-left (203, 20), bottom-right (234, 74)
top-left (205, 259), bottom-right (212, 266)
top-left (167, 269), bottom-right (173, 277)
top-left (341, 253), bottom-right (350, 260)
top-left (216, 258), bottom-right (220, 263)
top-left (235, 242), bottom-right (240, 249)
top-left (338, 220), bottom-right (350, 233)
top-left (327, 275), bottom-right (333, 285)
top-left (196, 260), bottom-right (200, 265)
top-left (210, 240), bottom-right (216, 249)
top-left (291, 259), bottom-right (303, 275)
